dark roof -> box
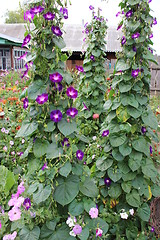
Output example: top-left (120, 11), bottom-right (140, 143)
top-left (0, 23), bottom-right (122, 52)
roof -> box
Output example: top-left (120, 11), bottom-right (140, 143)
top-left (0, 23), bottom-right (122, 52)
top-left (0, 33), bottom-right (23, 47)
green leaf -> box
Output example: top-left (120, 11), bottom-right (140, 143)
top-left (16, 120), bottom-right (38, 138)
top-left (128, 157), bottom-right (141, 172)
top-left (92, 49), bottom-right (101, 57)
top-left (151, 184), bottom-right (160, 197)
top-left (127, 21), bottom-right (140, 32)
top-left (44, 121), bottom-right (56, 132)
top-left (63, 72), bottom-right (73, 85)
top-left (116, 106), bottom-right (130, 122)
top-left (27, 182), bottom-right (39, 195)
top-left (28, 80), bottom-right (46, 100)
top-left (58, 119), bottom-right (77, 136)
top-left (59, 162), bottom-right (72, 177)
top-left (69, 199), bottom-right (84, 216)
top-left (79, 227), bottom-right (89, 240)
top-left (142, 159), bottom-right (157, 180)
top-left (96, 157), bottom-right (113, 171)
top-left (0, 166), bottom-right (15, 194)
top-left (119, 82), bottom-right (132, 93)
top-left (80, 177), bottom-right (98, 198)
top-left (121, 182), bottom-right (131, 193)
top-left (126, 190), bottom-right (141, 207)
top-left (143, 51), bottom-right (158, 65)
top-left (33, 184), bottom-right (51, 204)
top-left (49, 224), bottom-right (72, 240)
top-left (137, 203), bottom-right (150, 221)
top-left (41, 46), bottom-right (56, 59)
top-left (127, 106), bottom-right (142, 118)
top-left (126, 226), bottom-right (138, 239)
top-left (108, 184), bottom-right (122, 199)
top-left (83, 65), bottom-right (92, 72)
top-left (112, 148), bottom-right (124, 161)
top-left (119, 143), bottom-right (132, 156)
top-left (121, 94), bottom-right (139, 108)
top-left (83, 198), bottom-right (96, 212)
top-left (107, 168), bottom-right (122, 182)
top-left (33, 138), bottom-right (49, 158)
top-left (142, 110), bottom-right (158, 129)
top-left (128, 0), bottom-right (140, 5)
top-left (27, 158), bottom-right (40, 174)
top-left (109, 133), bottom-right (126, 147)
top-left (116, 60), bottom-right (130, 72)
top-left (94, 218), bottom-right (109, 234)
top-left (104, 100), bottom-right (112, 110)
top-left (132, 137), bottom-right (150, 156)
top-left (53, 175), bottom-right (79, 206)
top-left (52, 37), bottom-right (66, 49)
top-left (46, 143), bottom-right (63, 159)
top-left (19, 226), bottom-right (40, 240)
top-left (122, 172), bottom-right (136, 181)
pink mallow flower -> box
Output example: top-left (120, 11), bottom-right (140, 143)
top-left (96, 228), bottom-right (103, 237)
top-left (3, 231), bottom-right (17, 240)
top-left (89, 207), bottom-right (98, 218)
top-left (17, 181), bottom-right (25, 194)
top-left (8, 207), bottom-right (21, 221)
top-left (72, 224), bottom-right (82, 235)
top-left (0, 220), bottom-right (1, 229)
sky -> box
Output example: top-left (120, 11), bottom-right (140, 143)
top-left (0, 0), bottom-right (159, 55)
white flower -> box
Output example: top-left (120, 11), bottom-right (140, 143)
top-left (129, 209), bottom-right (134, 216)
top-left (120, 212), bottom-right (128, 219)
top-left (69, 230), bottom-right (76, 237)
top-left (66, 217), bottom-right (75, 227)
top-left (93, 136), bottom-right (97, 141)
top-left (5, 129), bottom-right (9, 134)
top-left (92, 154), bottom-right (96, 160)
top-left (22, 139), bottom-right (25, 144)
top-left (10, 141), bottom-right (14, 146)
top-left (11, 151), bottom-right (15, 155)
top-left (3, 146), bottom-right (7, 152)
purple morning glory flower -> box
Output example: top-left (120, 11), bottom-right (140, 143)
top-left (23, 198), bottom-right (31, 210)
top-left (51, 26), bottom-right (63, 36)
top-left (23, 98), bottom-right (29, 109)
top-left (132, 32), bottom-right (140, 39)
top-left (24, 10), bottom-right (35, 22)
top-left (133, 46), bottom-right (137, 52)
top-left (82, 102), bottom-right (89, 111)
top-left (42, 162), bottom-right (48, 170)
top-left (90, 55), bottom-right (95, 61)
top-left (17, 52), bottom-right (28, 61)
top-left (141, 126), bottom-right (146, 134)
top-left (104, 177), bottom-right (111, 187)
top-left (60, 7), bottom-right (68, 19)
top-left (121, 36), bottom-right (126, 45)
top-left (117, 24), bottom-right (122, 31)
top-left (36, 93), bottom-right (48, 104)
top-left (102, 130), bottom-right (109, 137)
top-left (66, 108), bottom-right (78, 118)
top-left (89, 5), bottom-right (94, 10)
top-left (49, 72), bottom-right (63, 83)
top-left (152, 17), bottom-right (157, 25)
top-left (150, 146), bottom-right (153, 154)
top-left (148, 47), bottom-right (153, 54)
top-left (76, 65), bottom-right (84, 73)
top-left (149, 33), bottom-right (153, 38)
top-left (30, 6), bottom-right (44, 14)
top-left (126, 10), bottom-right (133, 18)
top-left (148, 0), bottom-right (152, 3)
top-left (53, 82), bottom-right (63, 92)
top-left (22, 34), bottom-right (31, 47)
top-left (43, 12), bottom-right (55, 20)
top-left (132, 69), bottom-right (140, 78)
top-left (61, 138), bottom-right (70, 147)
top-left (116, 11), bottom-right (121, 17)
top-left (151, 226), bottom-right (155, 232)
top-left (76, 150), bottom-right (84, 160)
top-left (66, 86), bottom-right (78, 99)
top-left (50, 110), bottom-right (62, 122)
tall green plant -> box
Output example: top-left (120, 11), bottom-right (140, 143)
top-left (98, 0), bottom-right (160, 238)
top-left (76, 7), bottom-right (108, 138)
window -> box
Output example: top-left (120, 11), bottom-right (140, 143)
top-left (0, 49), bottom-right (11, 70)
top-left (14, 49), bottom-right (29, 70)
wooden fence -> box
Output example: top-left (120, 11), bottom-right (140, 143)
top-left (105, 55), bottom-right (160, 93)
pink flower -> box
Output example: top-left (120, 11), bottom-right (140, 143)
top-left (8, 207), bottom-right (21, 221)
top-left (72, 224), bottom-right (82, 235)
top-left (17, 181), bottom-right (25, 194)
top-left (0, 220), bottom-right (1, 229)
top-left (89, 207), bottom-right (98, 218)
top-left (96, 228), bottom-right (103, 237)
top-left (3, 231), bottom-right (17, 240)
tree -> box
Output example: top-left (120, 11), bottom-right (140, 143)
top-left (5, 2), bottom-right (26, 23)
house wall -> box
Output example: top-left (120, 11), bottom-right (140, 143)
top-left (0, 45), bottom-right (12, 71)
